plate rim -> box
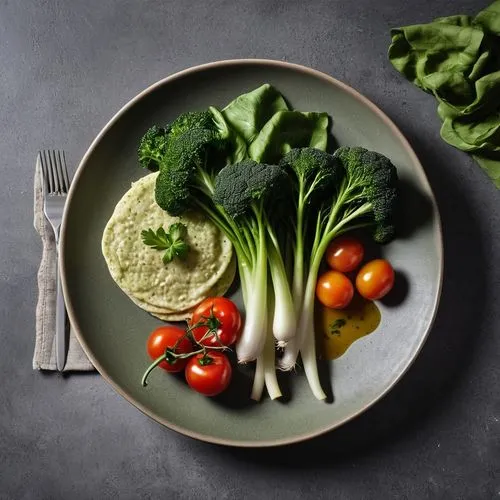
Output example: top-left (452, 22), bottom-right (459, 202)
top-left (60, 58), bottom-right (444, 448)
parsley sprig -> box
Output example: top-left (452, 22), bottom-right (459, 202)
top-left (141, 223), bottom-right (190, 264)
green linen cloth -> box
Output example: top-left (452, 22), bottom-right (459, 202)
top-left (389, 1), bottom-right (500, 188)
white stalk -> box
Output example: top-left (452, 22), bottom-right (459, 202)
top-left (251, 354), bottom-right (265, 401)
top-left (279, 252), bottom-right (321, 370)
top-left (263, 287), bottom-right (282, 400)
top-left (267, 230), bottom-right (296, 346)
top-left (235, 219), bottom-right (267, 362)
top-left (301, 327), bottom-right (326, 400)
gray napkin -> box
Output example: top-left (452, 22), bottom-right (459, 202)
top-left (33, 163), bottom-right (94, 371)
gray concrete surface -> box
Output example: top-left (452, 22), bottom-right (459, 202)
top-left (1, 0), bottom-right (499, 498)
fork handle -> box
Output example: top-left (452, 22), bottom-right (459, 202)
top-left (55, 254), bottom-right (67, 371)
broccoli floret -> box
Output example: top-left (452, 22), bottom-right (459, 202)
top-left (280, 147), bottom-right (337, 181)
top-left (333, 146), bottom-right (398, 243)
top-left (137, 125), bottom-right (170, 171)
top-left (169, 111), bottom-right (216, 139)
top-left (213, 160), bottom-right (288, 218)
top-left (280, 147), bottom-right (339, 201)
top-left (155, 167), bottom-right (191, 216)
top-left (154, 124), bottom-right (223, 214)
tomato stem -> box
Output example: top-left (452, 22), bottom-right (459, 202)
top-left (185, 313), bottom-right (225, 349)
top-left (141, 353), bottom-right (168, 387)
top-left (199, 352), bottom-right (214, 366)
top-left (141, 345), bottom-right (230, 387)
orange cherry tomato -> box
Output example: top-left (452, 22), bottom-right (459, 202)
top-left (325, 236), bottom-right (364, 272)
top-left (316, 270), bottom-right (354, 309)
top-left (356, 259), bottom-right (395, 300)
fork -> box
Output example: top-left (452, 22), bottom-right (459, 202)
top-left (39, 150), bottom-right (71, 371)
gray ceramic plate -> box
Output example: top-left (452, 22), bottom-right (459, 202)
top-left (61, 59), bottom-right (442, 447)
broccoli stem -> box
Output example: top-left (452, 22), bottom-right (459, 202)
top-left (283, 230), bottom-right (294, 285)
top-left (193, 197), bottom-right (256, 270)
top-left (292, 185), bottom-right (306, 312)
top-left (240, 223), bottom-right (258, 264)
top-left (193, 199), bottom-right (235, 244)
top-left (235, 212), bottom-right (268, 363)
top-left (196, 167), bottom-right (216, 195)
top-left (267, 226), bottom-right (296, 346)
top-left (238, 260), bottom-right (252, 305)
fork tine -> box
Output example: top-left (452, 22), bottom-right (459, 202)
top-left (38, 152), bottom-right (47, 192)
top-left (59, 151), bottom-right (70, 192)
top-left (40, 150), bottom-right (70, 194)
top-left (50, 150), bottom-right (63, 193)
top-left (42, 150), bottom-right (55, 193)
top-left (47, 151), bottom-right (57, 193)
top-left (52, 150), bottom-right (70, 193)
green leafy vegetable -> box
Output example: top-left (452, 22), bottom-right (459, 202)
top-left (388, 1), bottom-right (500, 188)
top-left (220, 84), bottom-right (329, 164)
top-left (249, 111), bottom-right (329, 163)
top-left (141, 223), bottom-right (190, 264)
top-left (209, 106), bottom-right (247, 163)
top-left (221, 83), bottom-right (289, 143)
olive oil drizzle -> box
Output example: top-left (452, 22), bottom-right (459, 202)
top-left (316, 294), bottom-right (381, 360)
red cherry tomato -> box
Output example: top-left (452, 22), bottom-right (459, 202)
top-left (190, 297), bottom-right (242, 347)
top-left (146, 326), bottom-right (192, 373)
top-left (185, 351), bottom-right (232, 396)
top-left (316, 270), bottom-right (354, 309)
top-left (325, 236), bottom-right (364, 272)
top-left (356, 259), bottom-right (395, 300)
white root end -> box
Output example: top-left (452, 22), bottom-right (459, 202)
top-left (278, 338), bottom-right (300, 371)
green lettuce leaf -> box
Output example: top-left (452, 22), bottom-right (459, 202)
top-left (472, 154), bottom-right (500, 187)
top-left (222, 83), bottom-right (289, 143)
top-left (248, 111), bottom-right (329, 163)
top-left (388, 0), bottom-right (500, 188)
top-left (212, 83), bottom-right (330, 165)
top-left (209, 106), bottom-right (247, 163)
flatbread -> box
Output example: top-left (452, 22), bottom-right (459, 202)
top-left (102, 173), bottom-right (234, 312)
top-left (129, 255), bottom-right (237, 321)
